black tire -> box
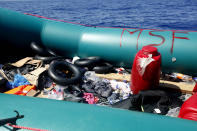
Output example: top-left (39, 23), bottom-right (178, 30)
top-left (86, 56), bottom-right (102, 62)
top-left (74, 56), bottom-right (102, 68)
top-left (30, 42), bottom-right (49, 56)
top-left (47, 49), bottom-right (58, 56)
top-left (93, 62), bottom-right (113, 74)
top-left (48, 61), bottom-right (82, 86)
top-left (34, 55), bottom-right (63, 64)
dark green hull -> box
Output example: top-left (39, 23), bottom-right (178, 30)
top-left (0, 8), bottom-right (197, 75)
top-left (1, 93), bottom-right (197, 131)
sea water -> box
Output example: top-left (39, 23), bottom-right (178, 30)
top-left (0, 0), bottom-right (197, 31)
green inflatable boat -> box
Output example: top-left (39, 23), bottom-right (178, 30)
top-left (0, 8), bottom-right (197, 75)
top-left (0, 8), bottom-right (197, 131)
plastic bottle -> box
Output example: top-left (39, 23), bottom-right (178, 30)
top-left (84, 71), bottom-right (101, 82)
top-left (130, 46), bottom-right (161, 94)
top-left (48, 85), bottom-right (64, 100)
top-left (171, 73), bottom-right (193, 83)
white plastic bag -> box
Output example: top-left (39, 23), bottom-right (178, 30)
top-left (137, 54), bottom-right (154, 76)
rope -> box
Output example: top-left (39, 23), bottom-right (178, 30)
top-left (24, 13), bottom-right (197, 32)
top-left (7, 123), bottom-right (49, 131)
top-left (24, 13), bottom-right (92, 27)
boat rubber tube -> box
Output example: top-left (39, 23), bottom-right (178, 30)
top-left (41, 21), bottom-right (197, 75)
top-left (93, 62), bottom-right (113, 74)
top-left (1, 93), bottom-right (197, 131)
top-left (1, 8), bottom-right (197, 75)
top-left (48, 60), bottom-right (82, 85)
top-left (34, 55), bottom-right (63, 64)
top-left (74, 57), bottom-right (113, 73)
top-left (30, 41), bottom-right (59, 56)
top-left (74, 56), bottom-right (102, 68)
top-left (30, 42), bottom-right (50, 56)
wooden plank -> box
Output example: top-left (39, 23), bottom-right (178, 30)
top-left (96, 73), bottom-right (130, 81)
top-left (159, 80), bottom-right (195, 94)
top-left (95, 73), bottom-right (195, 94)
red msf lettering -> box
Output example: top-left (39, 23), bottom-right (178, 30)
top-left (120, 29), bottom-right (190, 54)
top-left (120, 29), bottom-right (144, 49)
top-left (171, 31), bottom-right (189, 53)
top-left (147, 31), bottom-right (165, 47)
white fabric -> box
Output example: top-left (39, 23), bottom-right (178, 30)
top-left (137, 54), bottom-right (154, 76)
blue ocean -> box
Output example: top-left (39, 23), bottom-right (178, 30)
top-left (0, 0), bottom-right (197, 31)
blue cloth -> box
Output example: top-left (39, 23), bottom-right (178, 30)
top-left (6, 74), bottom-right (30, 89)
